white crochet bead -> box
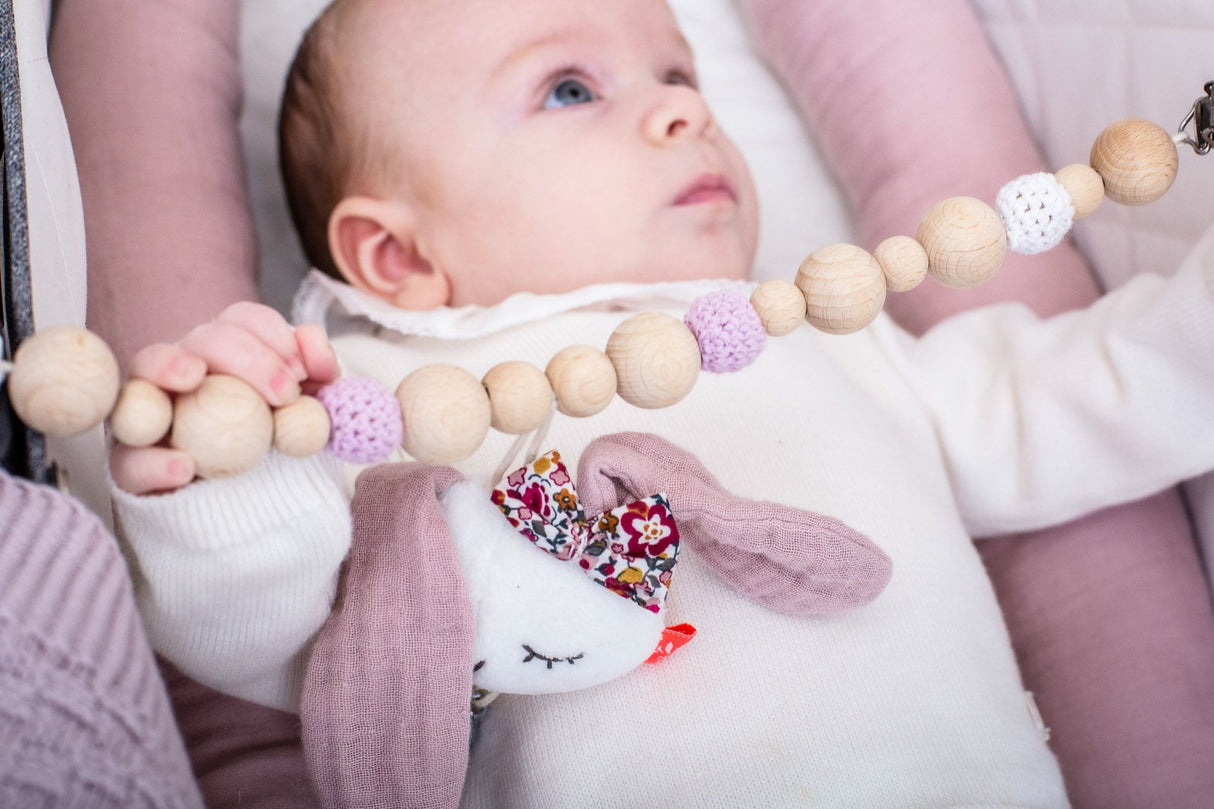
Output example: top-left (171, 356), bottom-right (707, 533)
top-left (995, 172), bottom-right (1075, 255)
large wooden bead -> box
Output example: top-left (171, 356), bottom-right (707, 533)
top-left (1054, 163), bottom-right (1104, 218)
top-left (915, 197), bottom-right (1007, 288)
top-left (272, 395), bottom-right (331, 458)
top-left (794, 243), bottom-right (886, 334)
top-left (545, 345), bottom-right (617, 418)
top-left (483, 361), bottom-right (553, 435)
top-left (1089, 118), bottom-right (1178, 206)
top-left (170, 374), bottom-right (273, 479)
top-left (110, 379), bottom-right (173, 447)
top-left (7, 326), bottom-right (120, 437)
top-left (605, 312), bottom-right (700, 409)
top-left (749, 279), bottom-right (806, 337)
top-left (874, 235), bottom-right (929, 292)
top-left (396, 364), bottom-right (491, 465)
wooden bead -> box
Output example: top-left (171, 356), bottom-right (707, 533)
top-left (874, 235), bottom-right (929, 293)
top-left (170, 374), bottom-right (273, 479)
top-left (794, 243), bottom-right (887, 334)
top-left (272, 395), bottom-right (331, 458)
top-left (7, 326), bottom-right (120, 437)
top-left (395, 364), bottom-right (491, 465)
top-left (1089, 118), bottom-right (1178, 206)
top-left (110, 379), bottom-right (173, 447)
top-left (915, 197), bottom-right (1007, 288)
top-left (1054, 163), bottom-right (1104, 218)
top-left (604, 312), bottom-right (700, 409)
top-left (749, 279), bottom-right (806, 337)
top-left (545, 345), bottom-right (617, 418)
top-left (482, 361), bottom-right (553, 435)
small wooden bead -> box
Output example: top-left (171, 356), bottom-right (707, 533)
top-left (794, 243), bottom-right (887, 334)
top-left (273, 395), bottom-right (331, 458)
top-left (749, 280), bottom-right (806, 337)
top-left (1089, 118), bottom-right (1178, 206)
top-left (7, 326), bottom-right (120, 437)
top-left (915, 197), bottom-right (1007, 288)
top-left (482, 361), bottom-right (553, 435)
top-left (874, 236), bottom-right (929, 292)
top-left (110, 379), bottom-right (173, 447)
top-left (396, 364), bottom-right (491, 465)
top-left (605, 312), bottom-right (700, 409)
top-left (1054, 163), bottom-right (1104, 218)
top-left (170, 374), bottom-right (273, 479)
top-left (545, 345), bottom-right (617, 418)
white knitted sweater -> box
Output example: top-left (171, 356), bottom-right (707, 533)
top-left (114, 225), bottom-right (1214, 808)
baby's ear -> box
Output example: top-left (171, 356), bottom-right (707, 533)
top-left (328, 196), bottom-right (451, 309)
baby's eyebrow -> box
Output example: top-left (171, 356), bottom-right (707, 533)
top-left (489, 29), bottom-right (581, 87)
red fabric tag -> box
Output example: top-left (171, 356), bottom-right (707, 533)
top-left (644, 623), bottom-right (697, 664)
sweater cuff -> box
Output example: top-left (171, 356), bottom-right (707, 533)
top-left (111, 451), bottom-right (348, 553)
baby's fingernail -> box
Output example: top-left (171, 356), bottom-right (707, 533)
top-left (168, 457), bottom-right (193, 482)
top-left (271, 370), bottom-right (301, 401)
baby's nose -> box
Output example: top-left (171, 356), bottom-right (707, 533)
top-left (642, 84), bottom-right (713, 145)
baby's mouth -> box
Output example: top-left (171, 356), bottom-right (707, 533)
top-left (674, 173), bottom-right (736, 206)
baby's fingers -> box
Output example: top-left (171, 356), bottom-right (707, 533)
top-left (110, 443), bottom-right (196, 495)
top-left (215, 302), bottom-right (307, 380)
top-left (295, 324), bottom-right (340, 393)
top-left (178, 321), bottom-right (302, 406)
top-left (128, 343), bottom-right (208, 393)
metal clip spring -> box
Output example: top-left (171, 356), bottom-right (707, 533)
top-left (1177, 80), bottom-right (1214, 155)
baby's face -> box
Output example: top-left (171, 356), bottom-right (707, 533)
top-left (357, 0), bottom-right (760, 306)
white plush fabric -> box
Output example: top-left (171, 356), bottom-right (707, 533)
top-left (442, 480), bottom-right (666, 696)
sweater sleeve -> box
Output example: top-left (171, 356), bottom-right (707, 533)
top-left (881, 225), bottom-right (1214, 537)
top-left (111, 451), bottom-right (352, 713)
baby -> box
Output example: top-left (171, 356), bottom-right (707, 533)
top-left (111, 0), bottom-right (1214, 807)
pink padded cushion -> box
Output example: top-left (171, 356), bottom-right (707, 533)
top-left (737, 1), bottom-right (1214, 807)
top-left (49, 0), bottom-right (258, 368)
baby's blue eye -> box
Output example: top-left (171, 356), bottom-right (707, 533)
top-left (544, 78), bottom-right (595, 109)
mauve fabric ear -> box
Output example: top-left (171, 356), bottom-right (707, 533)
top-left (301, 462), bottom-right (471, 809)
top-left (576, 432), bottom-right (891, 615)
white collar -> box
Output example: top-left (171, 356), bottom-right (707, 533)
top-left (291, 269), bottom-right (756, 340)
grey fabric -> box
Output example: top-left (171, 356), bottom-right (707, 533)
top-left (0, 0), bottom-right (50, 484)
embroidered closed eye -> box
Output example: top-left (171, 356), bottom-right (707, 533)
top-left (522, 644), bottom-right (585, 669)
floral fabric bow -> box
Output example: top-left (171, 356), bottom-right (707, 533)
top-left (491, 450), bottom-right (680, 613)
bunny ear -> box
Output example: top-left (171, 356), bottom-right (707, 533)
top-left (301, 462), bottom-right (471, 809)
top-left (576, 432), bottom-right (892, 615)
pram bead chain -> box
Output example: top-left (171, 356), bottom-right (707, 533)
top-left (795, 242), bottom-right (887, 334)
top-left (5, 98), bottom-right (1209, 478)
top-left (915, 196), bottom-right (1008, 288)
top-left (170, 374), bottom-right (273, 479)
top-left (1089, 118), bottom-right (1178, 205)
top-left (545, 345), bottom-right (617, 418)
top-left (1053, 163), bottom-right (1104, 218)
top-left (272, 395), bottom-right (331, 458)
top-left (873, 236), bottom-right (929, 293)
top-left (6, 325), bottom-right (120, 437)
top-left (605, 312), bottom-right (701, 409)
top-left (110, 379), bottom-right (173, 447)
top-left (749, 280), bottom-right (805, 336)
top-left (395, 363), bottom-right (491, 465)
top-left (482, 361), bottom-right (554, 435)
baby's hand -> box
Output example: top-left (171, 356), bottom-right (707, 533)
top-left (110, 302), bottom-right (339, 494)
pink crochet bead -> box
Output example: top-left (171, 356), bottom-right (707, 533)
top-left (683, 290), bottom-right (766, 373)
top-left (314, 377), bottom-right (403, 464)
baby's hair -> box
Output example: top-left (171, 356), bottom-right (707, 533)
top-left (279, 0), bottom-right (376, 279)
